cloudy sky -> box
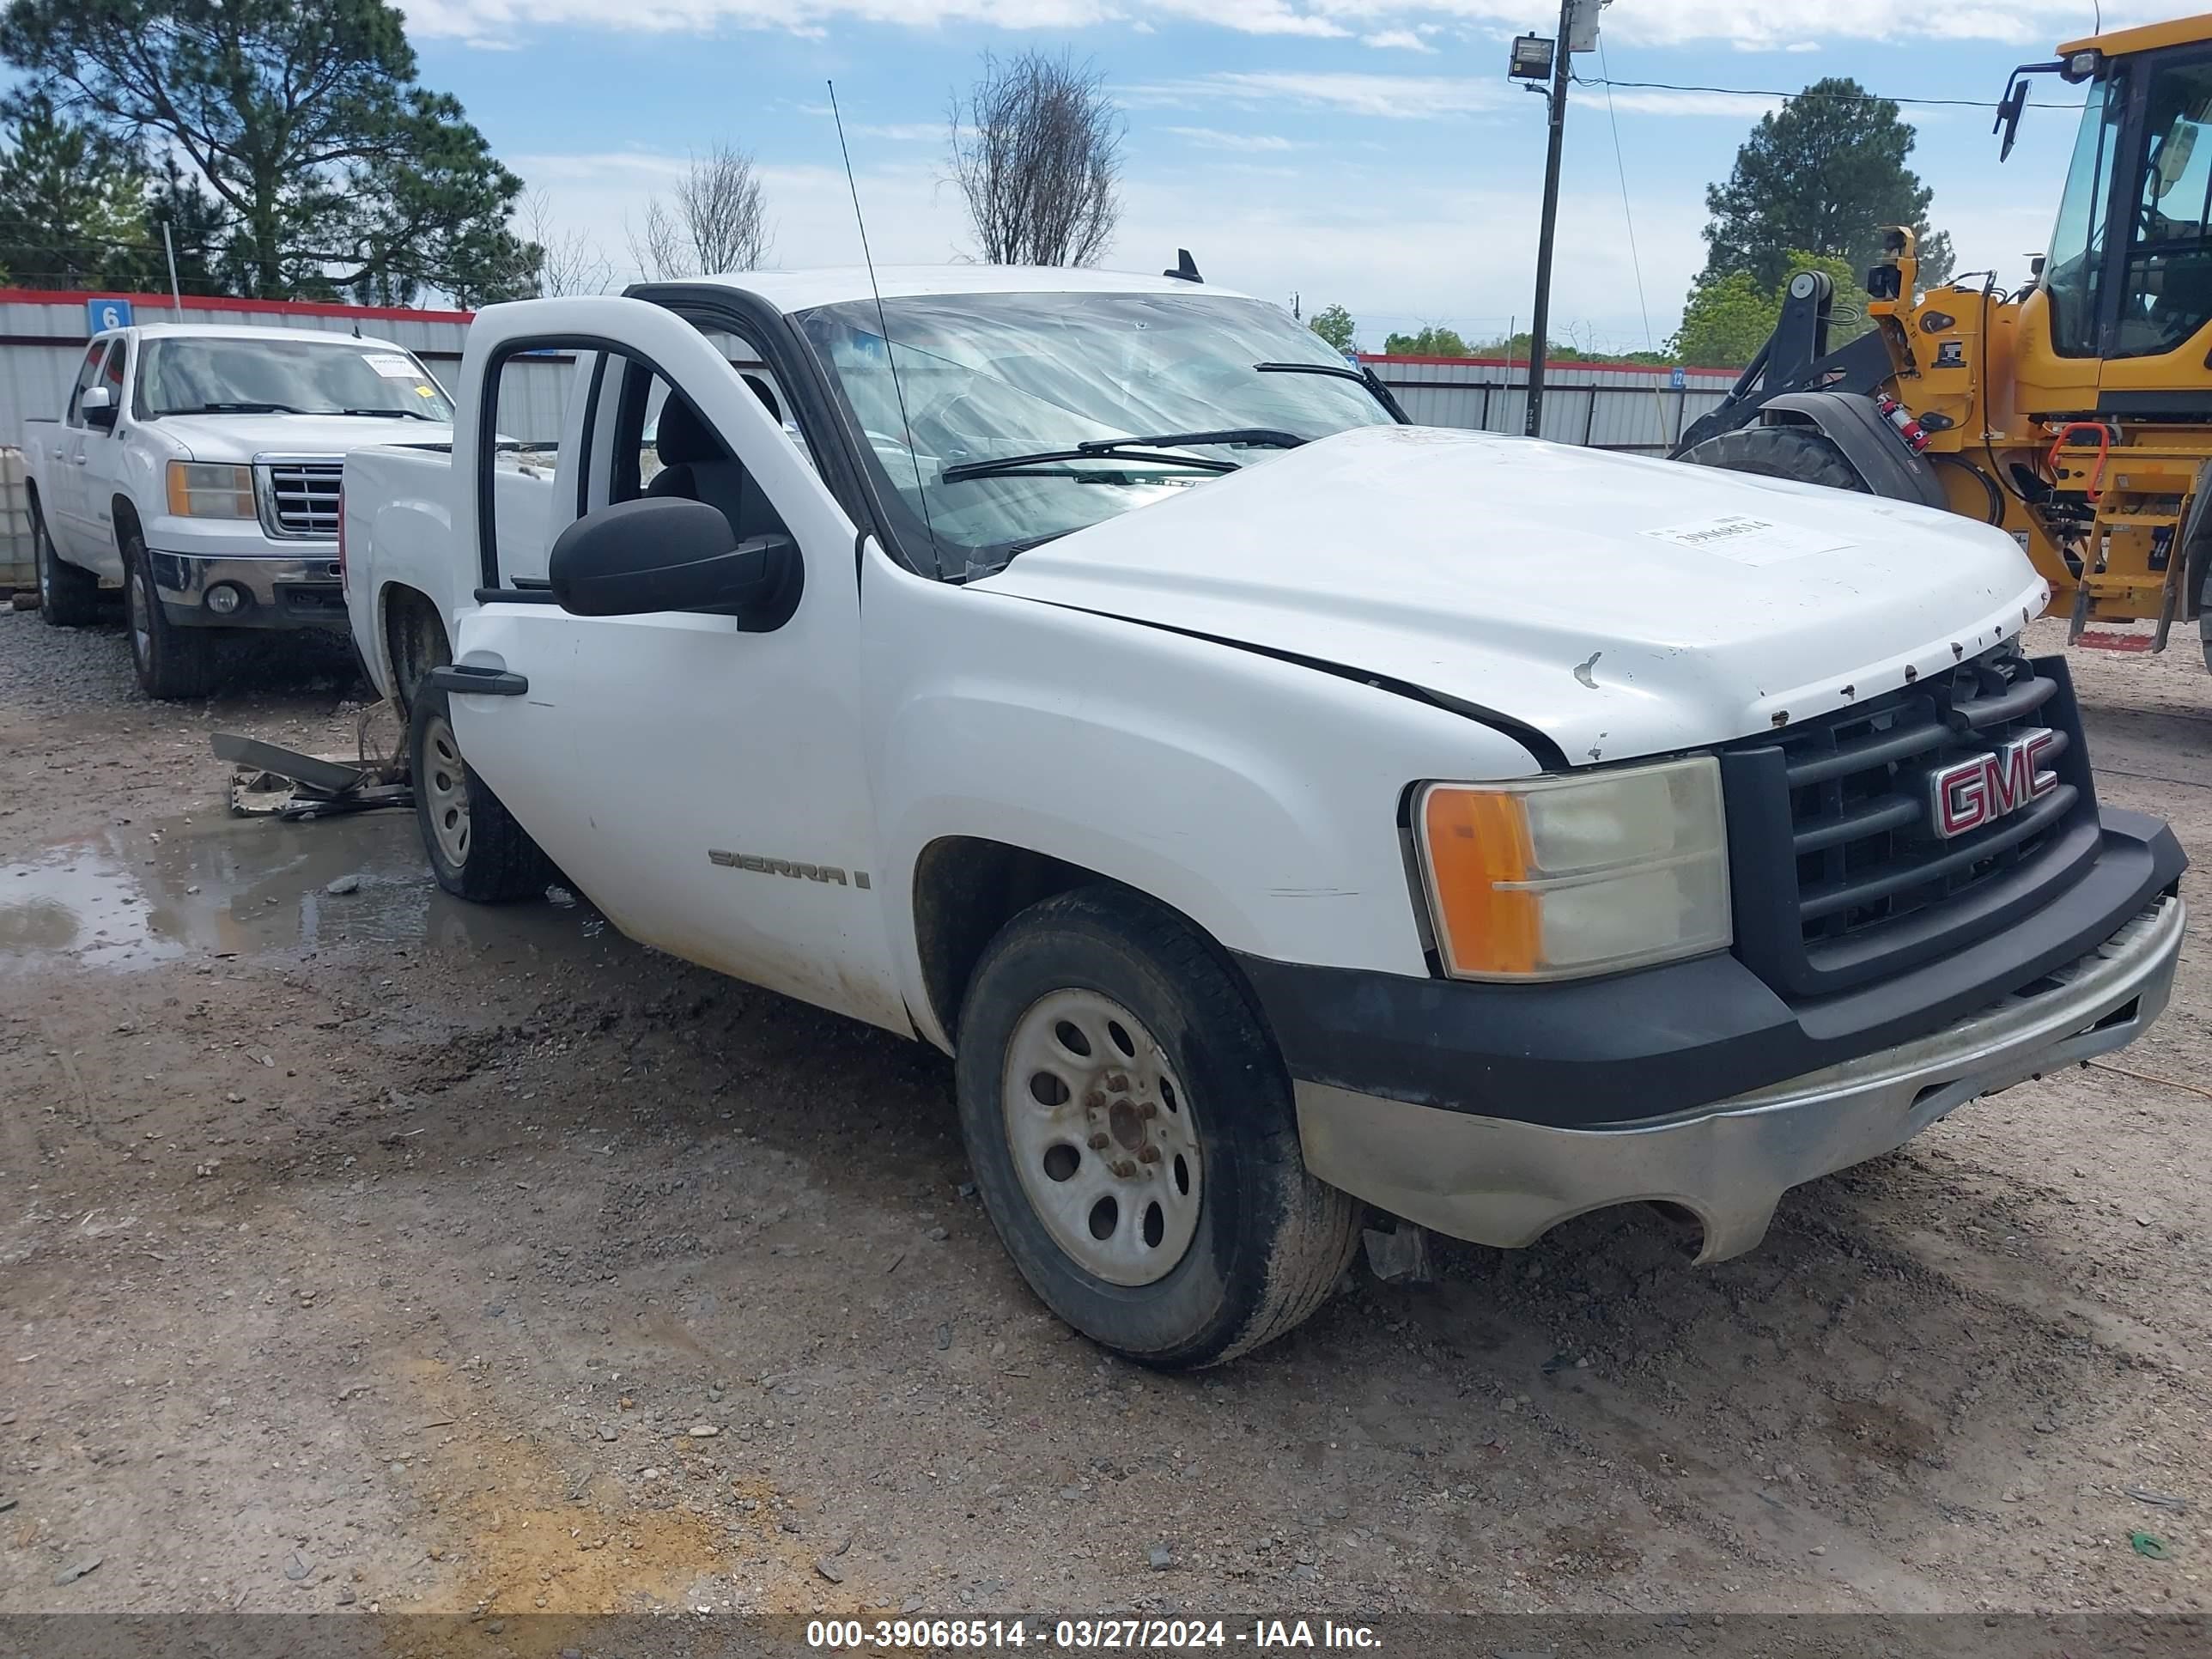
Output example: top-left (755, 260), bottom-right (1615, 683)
top-left (407, 0), bottom-right (2155, 352)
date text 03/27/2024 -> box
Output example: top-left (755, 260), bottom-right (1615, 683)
top-left (806, 1620), bottom-right (1382, 1650)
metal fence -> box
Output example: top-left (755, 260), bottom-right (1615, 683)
top-left (0, 288), bottom-right (1742, 589)
top-left (1358, 354), bottom-right (1739, 453)
top-left (0, 288), bottom-right (572, 586)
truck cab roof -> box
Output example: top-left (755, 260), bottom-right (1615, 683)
top-left (97, 321), bottom-right (422, 355)
top-left (638, 265), bottom-right (1249, 315)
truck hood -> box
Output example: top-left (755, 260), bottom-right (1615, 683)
top-left (977, 424), bottom-right (2049, 764)
top-left (155, 412), bottom-right (453, 461)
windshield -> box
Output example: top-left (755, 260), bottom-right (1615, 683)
top-left (2045, 73), bottom-right (2120, 356)
top-left (795, 290), bottom-right (1392, 574)
top-left (137, 337), bottom-right (455, 420)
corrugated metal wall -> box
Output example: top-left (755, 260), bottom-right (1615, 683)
top-left (0, 289), bottom-right (573, 586)
top-left (1359, 356), bottom-right (1738, 453)
top-left (0, 289), bottom-right (1745, 588)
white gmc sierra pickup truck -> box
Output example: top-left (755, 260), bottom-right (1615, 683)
top-left (343, 270), bottom-right (2186, 1367)
top-left (22, 322), bottom-right (453, 697)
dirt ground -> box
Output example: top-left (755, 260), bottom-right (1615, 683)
top-left (2, 605), bottom-right (2209, 1624)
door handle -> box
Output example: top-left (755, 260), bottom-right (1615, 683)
top-left (70, 453), bottom-right (88, 465)
top-left (428, 663), bottom-right (529, 697)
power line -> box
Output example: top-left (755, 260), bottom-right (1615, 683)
top-left (1571, 74), bottom-right (2082, 112)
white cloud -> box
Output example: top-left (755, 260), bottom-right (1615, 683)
top-left (1127, 70), bottom-right (1505, 118)
top-left (1361, 27), bottom-right (1432, 52)
top-left (1160, 126), bottom-right (1304, 151)
top-left (410, 0), bottom-right (2176, 49)
top-left (1593, 88), bottom-right (1786, 118)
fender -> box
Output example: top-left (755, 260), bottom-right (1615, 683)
top-left (1752, 391), bottom-right (1946, 511)
top-left (1759, 391), bottom-right (1949, 513)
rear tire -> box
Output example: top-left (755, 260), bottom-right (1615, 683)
top-left (409, 683), bottom-right (552, 903)
top-left (125, 534), bottom-right (211, 700)
top-left (954, 886), bottom-right (1361, 1370)
top-left (1678, 423), bottom-right (1870, 493)
top-left (33, 495), bottom-right (100, 627)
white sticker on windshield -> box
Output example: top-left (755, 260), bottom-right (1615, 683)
top-left (1639, 514), bottom-right (1852, 565)
top-left (362, 352), bottom-right (418, 380)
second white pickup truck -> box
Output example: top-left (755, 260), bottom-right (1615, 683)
top-left (343, 270), bottom-right (2186, 1367)
top-left (23, 322), bottom-right (453, 697)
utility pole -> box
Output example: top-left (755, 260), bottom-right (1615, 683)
top-left (1515, 0), bottom-right (1605, 438)
top-left (161, 221), bottom-right (184, 319)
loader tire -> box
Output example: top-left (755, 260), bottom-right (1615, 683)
top-left (1678, 424), bottom-right (1869, 494)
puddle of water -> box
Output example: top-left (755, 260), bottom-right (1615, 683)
top-left (0, 808), bottom-right (608, 973)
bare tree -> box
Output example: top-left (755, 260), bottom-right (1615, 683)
top-left (626, 145), bottom-right (772, 280)
top-left (948, 51), bottom-right (1122, 267)
top-left (520, 191), bottom-right (613, 296)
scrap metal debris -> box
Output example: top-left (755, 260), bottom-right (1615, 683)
top-left (215, 702), bottom-right (411, 820)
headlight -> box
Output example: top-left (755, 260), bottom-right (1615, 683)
top-left (167, 461), bottom-right (256, 520)
top-left (1414, 757), bottom-right (1731, 981)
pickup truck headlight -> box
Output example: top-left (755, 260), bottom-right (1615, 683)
top-left (1414, 757), bottom-right (1731, 981)
top-left (167, 461), bottom-right (256, 520)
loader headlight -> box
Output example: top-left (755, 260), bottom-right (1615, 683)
top-left (1414, 757), bottom-right (1731, 981)
top-left (167, 461), bottom-right (256, 520)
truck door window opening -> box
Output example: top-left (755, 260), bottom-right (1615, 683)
top-left (64, 341), bottom-right (108, 428)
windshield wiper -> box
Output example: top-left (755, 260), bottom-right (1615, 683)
top-left (940, 428), bottom-right (1306, 485)
top-left (341, 407), bottom-right (435, 420)
top-left (164, 401), bottom-right (305, 415)
top-left (1255, 361), bottom-right (1369, 384)
top-left (1255, 361), bottom-right (1405, 419)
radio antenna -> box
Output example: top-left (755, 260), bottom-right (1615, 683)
top-left (828, 81), bottom-right (942, 577)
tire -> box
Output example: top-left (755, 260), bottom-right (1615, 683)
top-left (32, 495), bottom-right (100, 627)
top-left (124, 534), bottom-right (211, 700)
top-left (408, 683), bottom-right (553, 903)
top-left (1677, 423), bottom-right (1870, 493)
top-left (955, 886), bottom-right (1361, 1370)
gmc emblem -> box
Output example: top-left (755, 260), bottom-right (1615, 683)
top-left (1927, 727), bottom-right (2059, 839)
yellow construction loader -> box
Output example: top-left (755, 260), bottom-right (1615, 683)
top-left (1674, 14), bottom-right (2212, 669)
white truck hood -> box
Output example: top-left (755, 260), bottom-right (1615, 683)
top-left (155, 412), bottom-right (453, 460)
top-left (978, 424), bottom-right (2049, 764)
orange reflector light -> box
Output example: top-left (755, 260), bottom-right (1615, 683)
top-left (1419, 786), bottom-right (1540, 978)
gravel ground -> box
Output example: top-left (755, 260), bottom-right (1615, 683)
top-left (2, 605), bottom-right (2209, 1623)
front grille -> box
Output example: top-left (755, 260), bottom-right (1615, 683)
top-left (1722, 647), bottom-right (2101, 998)
top-left (258, 459), bottom-right (342, 539)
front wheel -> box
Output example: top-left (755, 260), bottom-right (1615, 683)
top-left (408, 684), bottom-right (553, 903)
top-left (955, 887), bottom-right (1361, 1369)
top-left (125, 536), bottom-right (210, 700)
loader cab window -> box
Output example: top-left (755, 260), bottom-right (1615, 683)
top-left (2046, 72), bottom-right (2121, 357)
top-left (2114, 53), bottom-right (2212, 357)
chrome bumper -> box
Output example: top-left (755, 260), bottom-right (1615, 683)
top-left (1296, 896), bottom-right (2185, 1264)
top-left (149, 549), bottom-right (347, 631)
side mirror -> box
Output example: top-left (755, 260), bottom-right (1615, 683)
top-left (81, 385), bottom-right (118, 430)
top-left (548, 496), bottom-right (800, 623)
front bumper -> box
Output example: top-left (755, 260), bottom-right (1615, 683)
top-left (1294, 893), bottom-right (2184, 1262)
top-left (147, 549), bottom-right (347, 632)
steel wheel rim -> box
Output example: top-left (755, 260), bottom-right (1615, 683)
top-left (422, 712), bottom-right (471, 867)
top-left (128, 566), bottom-right (150, 665)
top-left (1001, 988), bottom-right (1202, 1286)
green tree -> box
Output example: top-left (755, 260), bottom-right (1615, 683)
top-left (1308, 303), bottom-right (1356, 353)
top-left (1468, 331), bottom-right (1591, 362)
top-left (1381, 324), bottom-right (1468, 356)
top-left (1700, 78), bottom-right (1953, 293)
top-left (0, 0), bottom-right (538, 303)
top-left (1669, 250), bottom-right (1871, 367)
top-left (0, 90), bottom-right (153, 289)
